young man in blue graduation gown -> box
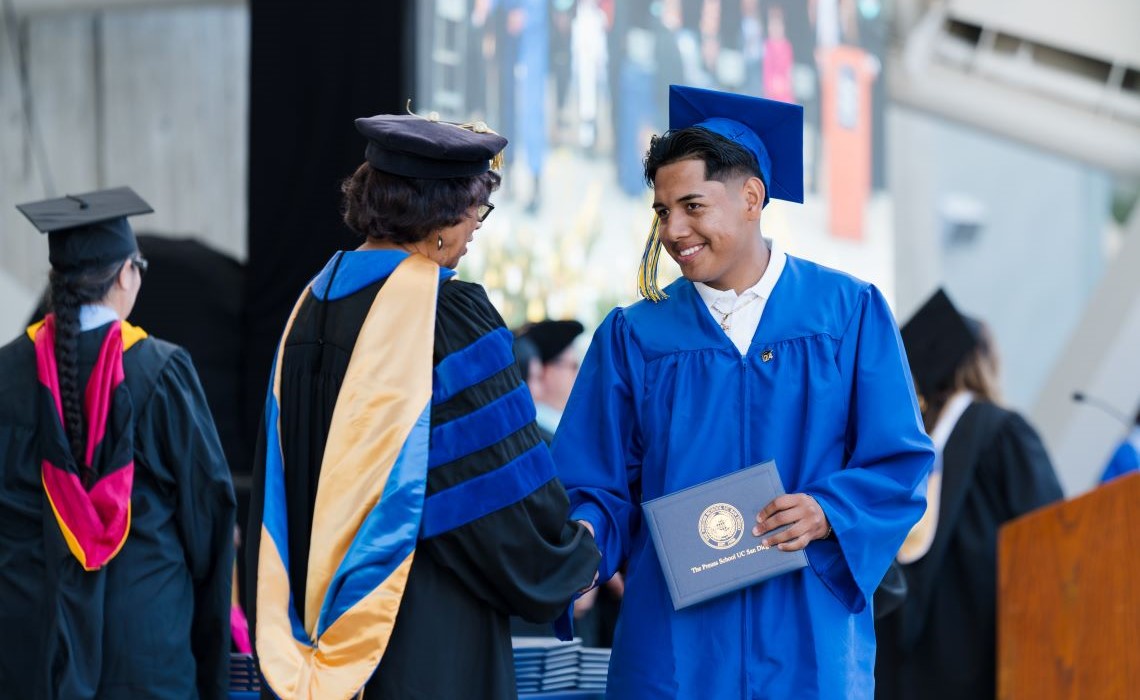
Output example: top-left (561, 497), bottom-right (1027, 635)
top-left (553, 85), bottom-right (935, 699)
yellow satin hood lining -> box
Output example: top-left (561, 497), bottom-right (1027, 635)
top-left (303, 253), bottom-right (436, 632)
top-left (256, 253), bottom-right (438, 700)
top-left (27, 318), bottom-right (148, 350)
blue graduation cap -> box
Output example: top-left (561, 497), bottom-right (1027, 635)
top-left (669, 84), bottom-right (804, 206)
top-left (638, 85), bottom-right (805, 302)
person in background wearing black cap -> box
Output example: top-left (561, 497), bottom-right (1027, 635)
top-left (516, 319), bottom-right (584, 443)
top-left (875, 288), bottom-right (1062, 700)
top-left (553, 85), bottom-right (934, 698)
top-left (243, 110), bottom-right (599, 700)
top-left (0, 188), bottom-right (236, 699)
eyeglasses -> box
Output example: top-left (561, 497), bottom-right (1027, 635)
top-left (476, 202), bottom-right (495, 222)
top-left (131, 256), bottom-right (149, 277)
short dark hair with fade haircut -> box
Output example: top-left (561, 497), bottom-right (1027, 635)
top-left (643, 127), bottom-right (761, 187)
top-left (341, 163), bottom-right (501, 244)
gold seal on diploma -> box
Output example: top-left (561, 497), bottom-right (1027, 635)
top-left (698, 503), bottom-right (745, 550)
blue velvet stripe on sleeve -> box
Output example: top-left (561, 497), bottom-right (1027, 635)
top-left (431, 327), bottom-right (514, 405)
top-left (424, 281), bottom-right (557, 539)
top-left (428, 384), bottom-right (535, 469)
top-left (421, 445), bottom-right (556, 538)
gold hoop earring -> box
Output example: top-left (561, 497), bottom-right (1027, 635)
top-left (437, 235), bottom-right (444, 250)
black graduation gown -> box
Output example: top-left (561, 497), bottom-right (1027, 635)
top-left (875, 401), bottom-right (1063, 700)
top-left (0, 325), bottom-right (236, 700)
top-left (245, 276), bottom-right (600, 700)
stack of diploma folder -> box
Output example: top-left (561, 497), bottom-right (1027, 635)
top-left (229, 653), bottom-right (261, 700)
top-left (575, 647), bottom-right (611, 691)
top-left (513, 637), bottom-right (610, 697)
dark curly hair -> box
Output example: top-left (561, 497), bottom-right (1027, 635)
top-left (47, 260), bottom-right (125, 469)
top-left (341, 163), bottom-right (501, 243)
top-left (643, 127), bottom-right (761, 187)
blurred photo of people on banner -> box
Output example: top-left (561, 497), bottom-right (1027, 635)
top-left (418, 0), bottom-right (890, 327)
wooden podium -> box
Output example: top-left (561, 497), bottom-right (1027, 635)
top-left (998, 472), bottom-right (1140, 698)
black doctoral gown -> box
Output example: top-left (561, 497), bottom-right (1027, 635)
top-left (875, 401), bottom-right (1063, 700)
top-left (0, 325), bottom-right (236, 700)
top-left (245, 257), bottom-right (600, 700)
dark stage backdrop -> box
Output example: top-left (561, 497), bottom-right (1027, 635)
top-left (245, 0), bottom-right (414, 461)
top-left (244, 0), bottom-right (414, 544)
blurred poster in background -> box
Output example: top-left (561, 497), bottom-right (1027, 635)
top-left (417, 0), bottom-right (890, 326)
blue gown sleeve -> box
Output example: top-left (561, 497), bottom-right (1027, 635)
top-left (552, 309), bottom-right (644, 584)
top-left (802, 285), bottom-right (934, 613)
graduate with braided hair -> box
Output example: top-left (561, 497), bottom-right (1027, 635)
top-left (0, 188), bottom-right (236, 699)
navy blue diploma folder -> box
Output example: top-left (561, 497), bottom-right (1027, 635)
top-left (641, 461), bottom-right (808, 610)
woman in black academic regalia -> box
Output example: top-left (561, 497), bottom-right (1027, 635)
top-left (244, 113), bottom-right (599, 700)
top-left (0, 188), bottom-right (236, 699)
top-left (875, 288), bottom-right (1064, 700)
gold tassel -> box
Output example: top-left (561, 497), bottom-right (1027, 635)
top-left (406, 99), bottom-right (505, 171)
top-left (637, 214), bottom-right (668, 302)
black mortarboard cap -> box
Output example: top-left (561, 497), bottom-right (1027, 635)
top-left (519, 320), bottom-right (584, 364)
top-left (17, 187), bottom-right (151, 271)
top-left (900, 288), bottom-right (979, 399)
top-left (355, 113), bottom-right (507, 179)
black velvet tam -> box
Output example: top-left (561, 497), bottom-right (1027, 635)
top-left (355, 114), bottom-right (507, 179)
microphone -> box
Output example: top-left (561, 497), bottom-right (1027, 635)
top-left (1072, 391), bottom-right (1131, 429)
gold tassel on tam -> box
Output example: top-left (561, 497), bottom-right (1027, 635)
top-left (405, 99), bottom-right (506, 172)
top-left (637, 214), bottom-right (668, 302)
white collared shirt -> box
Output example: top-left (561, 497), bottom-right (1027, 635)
top-left (693, 239), bottom-right (787, 355)
top-left (78, 304), bottom-right (119, 332)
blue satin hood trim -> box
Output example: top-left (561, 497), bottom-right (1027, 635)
top-left (317, 403), bottom-right (431, 637)
top-left (311, 250), bottom-right (455, 301)
top-left (261, 356), bottom-right (312, 646)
